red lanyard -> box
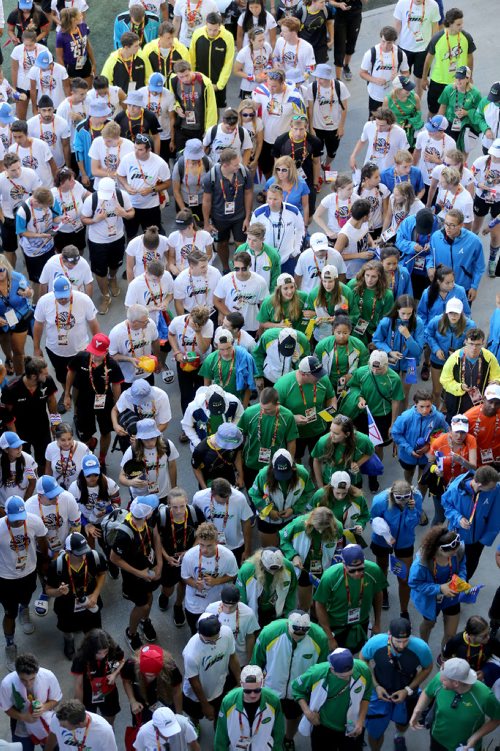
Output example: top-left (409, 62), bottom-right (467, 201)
top-left (188, 270), bottom-right (208, 304)
top-left (127, 111), bottom-right (144, 142)
top-left (290, 136), bottom-right (308, 167)
top-left (119, 53), bottom-right (135, 81)
top-left (147, 90), bottom-right (162, 117)
top-left (374, 125), bottom-right (391, 155)
top-left (157, 42), bottom-right (175, 78)
top-left (89, 356), bottom-right (109, 396)
top-left (433, 559), bottom-right (453, 580)
top-left (72, 715), bottom-right (90, 751)
top-left (144, 275), bottom-right (165, 306)
top-left (38, 498), bottom-right (60, 528)
top-left (198, 544), bottom-right (219, 579)
top-left (129, 515), bottom-right (152, 557)
top-left (298, 381), bottom-right (317, 407)
top-left (407, 0), bottom-right (425, 26)
top-left (39, 116), bottom-right (55, 144)
top-left (379, 47), bottom-right (396, 76)
top-left (39, 67), bottom-right (54, 93)
top-left (23, 46), bottom-right (37, 72)
top-left (468, 492), bottom-right (480, 524)
top-left (238, 706), bottom-right (263, 735)
top-left (106, 142), bottom-right (121, 170)
top-left (445, 30), bottom-right (462, 61)
top-left (58, 188), bottom-right (77, 218)
top-left (59, 443), bottom-right (75, 479)
top-left (6, 520), bottom-right (28, 557)
top-left (218, 353), bottom-right (235, 387)
top-left (170, 509), bottom-right (188, 554)
top-left (442, 186), bottom-right (462, 210)
top-left (66, 555), bottom-right (88, 596)
top-left (70, 25), bottom-right (84, 53)
top-left (220, 176), bottom-right (240, 202)
top-left (186, 0), bottom-right (203, 24)
top-left (358, 289), bottom-right (378, 323)
top-left (281, 38), bottom-right (300, 66)
top-left (180, 79), bottom-right (196, 110)
top-left (460, 352), bottom-right (483, 388)
top-left (343, 565), bottom-right (364, 607)
top-left (219, 601), bottom-right (240, 636)
top-left (257, 407), bottom-right (280, 446)
top-left (335, 193), bottom-right (351, 223)
top-left (185, 167), bottom-right (201, 191)
top-left (210, 495), bottom-right (229, 529)
top-left (126, 321), bottom-right (137, 357)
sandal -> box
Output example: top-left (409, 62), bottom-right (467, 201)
top-left (4, 359), bottom-right (13, 375)
top-left (34, 593), bottom-right (49, 617)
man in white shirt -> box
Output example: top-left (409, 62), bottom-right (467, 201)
top-left (393, 0), bottom-right (440, 95)
top-left (134, 707), bottom-right (200, 751)
top-left (138, 72), bottom-right (177, 163)
top-left (205, 583), bottom-right (259, 667)
top-left (56, 78), bottom-right (89, 157)
top-left (251, 185), bottom-right (305, 272)
top-left (124, 258), bottom-right (174, 326)
top-left (173, 249), bottom-right (222, 316)
top-left (108, 305), bottom-right (161, 386)
top-left (45, 700), bottom-right (117, 751)
top-left (273, 17), bottom-right (316, 76)
top-left (27, 95), bottom-right (70, 170)
top-left (359, 25), bottom-right (409, 116)
top-left (39, 245), bottom-right (93, 296)
top-left (203, 108), bottom-right (252, 165)
top-left (0, 153), bottom-right (41, 266)
top-left (182, 613), bottom-right (240, 724)
top-left (192, 478), bottom-right (253, 563)
top-left (27, 48), bottom-right (70, 112)
top-left (294, 232), bottom-right (347, 292)
top-left (350, 107), bottom-right (409, 173)
top-left (9, 120), bottom-right (57, 189)
top-left (173, 0), bottom-right (218, 47)
top-left (214, 251), bottom-right (268, 336)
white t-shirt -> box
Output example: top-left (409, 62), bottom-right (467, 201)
top-left (173, 0), bottom-right (218, 46)
top-left (44, 442), bottom-right (92, 490)
top-left (49, 712), bottom-right (118, 751)
top-left (237, 11), bottom-right (277, 48)
top-left (167, 314), bottom-right (213, 359)
top-left (181, 543), bottom-right (238, 613)
top-left (393, 0), bottom-right (441, 52)
top-left (68, 476), bottom-right (120, 525)
top-left (124, 271), bottom-right (174, 324)
top-left (39, 254), bottom-right (93, 293)
top-left (436, 186), bottom-right (474, 223)
top-left (50, 181), bottom-right (87, 233)
top-left (116, 385), bottom-right (171, 425)
top-left (360, 121), bottom-right (409, 172)
top-left (34, 290), bottom-right (97, 358)
top-left (360, 43), bottom-right (409, 103)
top-left (337, 220), bottom-right (371, 279)
top-left (25, 490), bottom-right (81, 553)
top-left (27, 114), bottom-right (70, 169)
top-left (0, 452), bottom-right (38, 508)
top-left (126, 234), bottom-right (170, 277)
top-left (0, 667), bottom-right (62, 740)
top-left (9, 137), bottom-right (54, 187)
top-left (388, 194), bottom-right (424, 232)
top-left (273, 37), bottom-right (316, 75)
top-left (173, 266), bottom-right (222, 313)
top-left (182, 625), bottom-right (236, 700)
top-left (355, 183), bottom-right (390, 231)
top-left (137, 86), bottom-right (176, 140)
top-left (57, 96), bottom-right (89, 153)
top-left (235, 44), bottom-right (273, 93)
top-left (214, 272), bottom-right (268, 332)
top-left (108, 318), bottom-right (159, 383)
top-left (87, 136), bottom-right (135, 190)
top-left (121, 441), bottom-right (179, 498)
top-left (134, 714), bottom-right (197, 751)
top-left (205, 600), bottom-right (260, 666)
top-left (307, 80), bottom-right (350, 131)
top-left (0, 167), bottom-right (41, 219)
top-left (203, 125), bottom-right (253, 163)
top-left (27, 63), bottom-right (69, 109)
top-left (415, 130), bottom-right (456, 184)
top-left (10, 43), bottom-right (46, 91)
top-left (0, 513), bottom-right (47, 579)
top-left (295, 247), bottom-right (347, 293)
top-left (192, 487), bottom-right (253, 550)
top-left (431, 163), bottom-right (474, 190)
top-left (50, 0), bottom-right (88, 19)
top-left (129, 0), bottom-right (165, 13)
top-left (80, 190), bottom-right (133, 244)
top-left (117, 152), bottom-right (171, 209)
top-left (472, 154), bottom-right (500, 201)
top-left (317, 193), bottom-right (355, 241)
top-left (167, 229), bottom-right (213, 273)
top-left (252, 83), bottom-right (306, 145)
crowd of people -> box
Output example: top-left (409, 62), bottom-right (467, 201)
top-left (0, 0), bottom-right (498, 749)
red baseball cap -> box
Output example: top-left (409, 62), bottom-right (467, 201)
top-left (86, 333), bottom-right (110, 356)
top-left (139, 645), bottom-right (164, 674)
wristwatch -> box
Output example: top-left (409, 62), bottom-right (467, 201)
top-left (405, 686), bottom-right (414, 696)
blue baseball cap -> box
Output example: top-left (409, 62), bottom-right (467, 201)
top-left (0, 103), bottom-right (16, 125)
top-left (53, 276), bottom-right (72, 299)
top-left (148, 73), bottom-right (165, 93)
top-left (0, 432), bottom-right (26, 450)
top-left (6, 496), bottom-right (27, 522)
top-left (341, 544), bottom-right (365, 569)
top-left (328, 648), bottom-right (354, 673)
top-left (82, 455), bottom-right (101, 476)
top-left (19, 0), bottom-right (33, 9)
top-left (425, 115), bottom-right (449, 133)
top-left (35, 49), bottom-right (53, 70)
top-left (130, 379), bottom-right (152, 405)
top-left (36, 475), bottom-right (63, 500)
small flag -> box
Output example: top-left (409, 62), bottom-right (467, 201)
top-left (366, 406), bottom-right (383, 446)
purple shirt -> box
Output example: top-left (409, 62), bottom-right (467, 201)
top-left (56, 23), bottom-right (90, 68)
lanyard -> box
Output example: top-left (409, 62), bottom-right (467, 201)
top-left (155, 727), bottom-right (163, 751)
top-left (157, 42), bottom-right (175, 78)
top-left (186, 0), bottom-right (203, 24)
top-left (180, 79), bottom-right (196, 110)
top-left (126, 321), bottom-right (138, 357)
top-left (281, 38), bottom-right (300, 66)
top-left (468, 491), bottom-right (480, 524)
top-left (463, 633), bottom-right (484, 670)
top-left (298, 381), bottom-right (317, 407)
top-left (271, 208), bottom-right (284, 250)
top-left (143, 448), bottom-right (161, 491)
top-left (257, 407), bottom-right (280, 446)
top-left (185, 166), bottom-right (202, 192)
top-left (290, 135), bottom-right (308, 167)
top-left (7, 520), bottom-right (28, 557)
top-left (335, 194), bottom-right (351, 222)
top-left (119, 53), bottom-right (135, 81)
top-left (0, 275), bottom-right (11, 305)
top-left (218, 353), bottom-right (235, 387)
top-left (170, 509), bottom-right (188, 554)
top-left (59, 443), bottom-right (75, 479)
top-left (460, 352), bottom-right (483, 388)
top-left (219, 601), bottom-right (240, 636)
top-left (147, 90), bottom-right (162, 117)
top-left (39, 67), bottom-right (54, 93)
top-left (106, 141), bottom-right (121, 171)
top-left (343, 565), bottom-right (364, 607)
top-left (238, 706), bottom-right (263, 737)
top-left (433, 558), bottom-right (453, 581)
top-left (407, 0), bottom-right (425, 25)
top-left (188, 270), bottom-right (208, 304)
top-left (128, 514), bottom-right (152, 557)
top-left (144, 275), bottom-right (165, 306)
top-left (374, 125), bottom-right (391, 155)
top-left (131, 19), bottom-right (145, 45)
top-left (445, 30), bottom-right (462, 61)
top-left (210, 495), bottom-right (229, 529)
top-left (39, 116), bottom-right (55, 144)
top-left (70, 25), bottom-right (84, 53)
top-left (58, 188), bottom-right (77, 220)
top-left (198, 544), bottom-right (219, 579)
top-left (473, 412), bottom-right (500, 438)
top-left (379, 47), bottom-right (396, 76)
top-left (442, 186), bottom-right (462, 210)
top-left (66, 554), bottom-right (88, 596)
top-left (55, 295), bottom-right (73, 331)
top-left (358, 288), bottom-right (378, 323)
top-left (127, 111), bottom-right (144, 142)
top-left (38, 498), bottom-right (60, 529)
top-left (207, 436), bottom-right (235, 466)
top-left (180, 315), bottom-right (193, 352)
top-left (220, 175), bottom-right (240, 202)
top-left (89, 356), bottom-right (109, 396)
top-left (72, 715), bottom-right (90, 751)
top-left (23, 46), bottom-right (37, 72)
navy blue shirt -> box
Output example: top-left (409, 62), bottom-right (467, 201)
top-left (361, 633), bottom-right (432, 693)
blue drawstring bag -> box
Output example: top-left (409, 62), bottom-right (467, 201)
top-left (405, 357), bottom-right (417, 384)
top-left (360, 454), bottom-right (384, 476)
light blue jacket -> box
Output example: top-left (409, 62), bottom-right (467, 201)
top-left (425, 315), bottom-right (476, 366)
top-left (391, 405), bottom-right (448, 466)
top-left (388, 264), bottom-right (413, 299)
top-left (372, 316), bottom-right (425, 369)
top-left (409, 546), bottom-right (466, 621)
top-left (395, 214), bottom-right (440, 275)
top-left (426, 228), bottom-right (485, 291)
top-left (370, 488), bottom-right (423, 549)
top-left (113, 11), bottom-right (159, 49)
top-left (235, 345), bottom-right (256, 392)
top-left (442, 472), bottom-right (500, 547)
top-left (417, 284), bottom-right (471, 326)
top-left (488, 308), bottom-right (500, 360)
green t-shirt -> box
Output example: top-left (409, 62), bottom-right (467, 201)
top-left (314, 335), bottom-right (370, 389)
top-left (342, 365), bottom-right (405, 418)
top-left (310, 430), bottom-right (374, 485)
top-left (425, 673), bottom-right (500, 751)
top-left (438, 84), bottom-right (482, 128)
top-left (237, 403), bottom-right (299, 469)
top-left (313, 561), bottom-right (387, 629)
top-left (346, 282), bottom-right (394, 341)
top-left (199, 350), bottom-right (241, 398)
top-left (428, 29), bottom-right (476, 85)
top-left (274, 371), bottom-right (335, 438)
top-left (257, 290), bottom-right (309, 334)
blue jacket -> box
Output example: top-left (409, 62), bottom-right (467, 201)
top-left (370, 488), bottom-right (423, 549)
top-left (74, 118), bottom-right (106, 180)
top-left (425, 315), bottom-right (476, 366)
top-left (391, 405), bottom-right (449, 466)
top-left (388, 264), bottom-right (413, 299)
top-left (113, 11), bottom-right (159, 50)
top-left (427, 228), bottom-right (485, 291)
top-left (409, 546), bottom-right (466, 621)
top-left (488, 308), bottom-right (500, 360)
top-left (417, 284), bottom-right (470, 325)
top-left (442, 472), bottom-right (500, 547)
top-left (380, 166), bottom-right (424, 195)
top-left (0, 271), bottom-right (32, 331)
top-left (372, 316), bottom-right (425, 369)
top-left (396, 214), bottom-right (440, 275)
top-left (235, 345), bottom-right (256, 392)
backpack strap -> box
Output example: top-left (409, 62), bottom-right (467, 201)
top-left (334, 79), bottom-right (345, 111)
top-left (19, 200), bottom-right (31, 226)
top-left (370, 46), bottom-right (376, 74)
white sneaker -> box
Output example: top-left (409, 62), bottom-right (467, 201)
top-left (19, 607), bottom-right (35, 635)
top-left (5, 643), bottom-right (17, 671)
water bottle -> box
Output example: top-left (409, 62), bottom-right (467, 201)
top-left (345, 719), bottom-right (355, 735)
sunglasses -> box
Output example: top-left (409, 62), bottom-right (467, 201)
top-left (393, 493), bottom-right (412, 501)
top-left (135, 134), bottom-right (150, 145)
top-left (241, 112), bottom-right (254, 118)
top-left (346, 566), bottom-right (365, 574)
top-left (224, 119), bottom-right (238, 125)
top-left (440, 534), bottom-right (460, 551)
top-left (0, 268), bottom-right (7, 272)
top-left (276, 167), bottom-right (289, 172)
top-left (450, 693), bottom-right (463, 709)
top-left (243, 687), bottom-right (262, 694)
top-left (268, 71), bottom-right (284, 81)
top-left (291, 626), bottom-right (310, 634)
top-left (64, 257), bottom-right (79, 263)
top-left (233, 266), bottom-right (247, 271)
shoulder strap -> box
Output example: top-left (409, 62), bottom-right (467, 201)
top-left (312, 81), bottom-right (317, 101)
top-left (116, 188), bottom-right (124, 208)
top-left (397, 47), bottom-right (403, 68)
top-left (238, 126), bottom-right (245, 148)
top-left (370, 46), bottom-right (376, 74)
top-left (210, 165), bottom-right (218, 189)
top-left (207, 124), bottom-right (217, 148)
top-left (91, 192), bottom-right (98, 213)
top-left (187, 504), bottom-right (198, 524)
top-left (19, 200), bottom-right (31, 225)
top-left (158, 504), bottom-right (167, 528)
top-left (334, 79), bottom-right (344, 111)
top-left (90, 550), bottom-right (100, 567)
top-left (56, 551), bottom-right (65, 576)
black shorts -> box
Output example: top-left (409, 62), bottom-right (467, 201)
top-left (314, 128), bottom-right (341, 160)
top-left (46, 347), bottom-right (72, 387)
top-left (427, 80), bottom-right (446, 115)
top-left (299, 568), bottom-right (315, 586)
top-left (54, 605), bottom-right (102, 634)
top-left (1, 217), bottom-right (18, 253)
top-left (256, 517), bottom-right (288, 534)
top-left (160, 561), bottom-right (182, 588)
top-left (88, 237), bottom-right (125, 277)
top-left (66, 58), bottom-right (92, 78)
top-left (213, 217), bottom-right (246, 243)
top-left (24, 250), bottom-right (55, 283)
top-left (400, 49), bottom-right (426, 79)
top-left (87, 688), bottom-right (121, 718)
top-left (370, 541), bottom-right (414, 559)
top-left (434, 601), bottom-right (460, 618)
top-left (11, 310), bottom-right (34, 335)
top-left (74, 405), bottom-right (114, 442)
top-left (0, 570), bottom-right (37, 616)
top-left (16, 87), bottom-right (30, 98)
top-left (399, 458), bottom-right (423, 472)
top-left (473, 194), bottom-right (500, 219)
top-left (214, 88), bottom-right (227, 109)
top-left (122, 571), bottom-right (159, 606)
top-left (281, 698), bottom-right (302, 719)
top-left (54, 227), bottom-right (87, 252)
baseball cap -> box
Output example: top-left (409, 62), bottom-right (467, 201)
top-left (139, 644), bottom-right (164, 674)
top-left (0, 432), bottom-right (25, 450)
top-left (341, 544), bottom-right (365, 569)
top-left (241, 665), bottom-right (264, 684)
top-left (389, 617), bottom-right (411, 638)
top-left (310, 232), bottom-right (330, 253)
top-left (277, 327), bottom-right (297, 357)
top-left (215, 423), bottom-right (243, 450)
top-left (426, 115), bottom-right (449, 132)
top-left (0, 103), bottom-right (16, 125)
top-left (392, 74), bottom-right (415, 92)
top-left (53, 276), bottom-right (71, 299)
top-left (205, 385), bottom-right (226, 416)
top-left (97, 177), bottom-right (115, 201)
top-left (441, 657), bottom-right (477, 685)
top-left (148, 73), bottom-right (166, 93)
top-left (197, 613), bottom-right (221, 636)
top-left (152, 707), bottom-right (181, 737)
top-left (261, 547), bottom-right (284, 571)
top-left (123, 91), bottom-right (144, 107)
top-left (369, 350), bottom-right (389, 368)
top-left (330, 470), bottom-right (351, 489)
top-left (130, 494), bottom-right (159, 520)
top-left (328, 648), bottom-right (354, 673)
top-left (321, 264), bottom-right (339, 281)
top-left (86, 333), bottom-right (110, 356)
top-left (454, 65), bottom-right (471, 80)
top-left (5, 496), bottom-right (27, 522)
top-left (36, 475), bottom-right (63, 499)
top-left (272, 448), bottom-right (294, 481)
top-left (175, 212), bottom-right (194, 228)
top-left (184, 139), bottom-right (205, 160)
top-left (19, 0), bottom-right (33, 9)
top-left (451, 414), bottom-right (469, 432)
top-left (487, 82), bottom-right (500, 104)
top-left (415, 208), bottom-right (435, 235)
top-left (135, 418), bottom-right (161, 441)
top-left (130, 379), bottom-right (152, 405)
top-left (35, 49), bottom-right (53, 69)
top-left (65, 532), bottom-right (91, 556)
top-left (311, 63), bottom-right (335, 80)
top-left (488, 138), bottom-right (500, 158)
top-left (288, 610), bottom-right (311, 633)
top-left (81, 455), bottom-right (101, 477)
top-left (221, 583), bottom-right (240, 604)
top-left (214, 328), bottom-right (234, 345)
top-left (445, 297), bottom-right (463, 315)
top-left (88, 100), bottom-right (112, 117)
top-left (298, 355), bottom-right (326, 379)
top-left (276, 273), bottom-right (294, 288)
top-left (484, 383), bottom-right (500, 401)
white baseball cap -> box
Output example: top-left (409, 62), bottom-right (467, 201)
top-left (321, 264), bottom-right (339, 281)
top-left (330, 470), bottom-right (351, 489)
top-left (445, 297), bottom-right (463, 315)
top-left (485, 383), bottom-right (500, 401)
top-left (310, 232), bottom-right (330, 253)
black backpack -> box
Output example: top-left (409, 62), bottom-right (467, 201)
top-left (177, 154), bottom-right (211, 183)
top-left (369, 45), bottom-right (403, 75)
top-left (56, 548), bottom-right (100, 575)
top-left (311, 79), bottom-right (345, 111)
top-left (206, 124), bottom-right (246, 152)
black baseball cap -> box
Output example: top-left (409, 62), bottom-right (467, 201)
top-left (389, 617), bottom-right (412, 638)
top-left (487, 82), bottom-right (500, 103)
top-left (208, 392), bottom-right (226, 415)
top-left (197, 614), bottom-right (221, 636)
top-left (415, 208), bottom-right (435, 235)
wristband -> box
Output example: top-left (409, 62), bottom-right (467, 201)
top-left (247, 74), bottom-right (255, 82)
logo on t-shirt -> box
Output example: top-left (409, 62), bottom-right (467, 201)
top-left (56, 312), bottom-right (76, 330)
top-left (21, 155), bottom-right (39, 170)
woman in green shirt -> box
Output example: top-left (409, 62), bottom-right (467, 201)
top-left (311, 470), bottom-right (370, 539)
top-left (383, 76), bottom-right (424, 150)
top-left (306, 265), bottom-right (359, 343)
top-left (314, 315), bottom-right (370, 395)
top-left (311, 414), bottom-right (374, 487)
top-left (437, 66), bottom-right (482, 153)
top-left (257, 273), bottom-right (312, 335)
top-left (279, 506), bottom-right (343, 611)
top-left (347, 260), bottom-right (394, 344)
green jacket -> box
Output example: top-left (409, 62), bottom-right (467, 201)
top-left (214, 686), bottom-right (285, 751)
top-left (314, 334), bottom-right (370, 391)
top-left (252, 328), bottom-right (310, 380)
top-left (279, 513), bottom-right (344, 572)
top-left (237, 558), bottom-right (298, 616)
top-left (248, 464), bottom-right (316, 521)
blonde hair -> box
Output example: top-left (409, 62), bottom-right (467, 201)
top-left (251, 549), bottom-right (289, 588)
top-left (195, 522), bottom-right (219, 542)
top-left (0, 254), bottom-right (14, 282)
top-left (102, 122), bottom-right (121, 139)
top-left (440, 166), bottom-right (461, 188)
top-left (394, 149), bottom-right (413, 165)
top-left (273, 156), bottom-right (299, 186)
top-left (304, 507), bottom-right (340, 542)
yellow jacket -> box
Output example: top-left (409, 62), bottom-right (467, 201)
top-left (440, 347), bottom-right (500, 396)
top-left (142, 38), bottom-right (190, 82)
top-left (101, 48), bottom-right (153, 91)
top-left (189, 26), bottom-right (235, 92)
top-left (169, 71), bottom-right (218, 130)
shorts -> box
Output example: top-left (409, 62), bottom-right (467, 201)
top-left (87, 688), bottom-right (121, 718)
top-left (1, 217), bottom-right (18, 253)
top-left (281, 698), bottom-right (302, 720)
top-left (11, 310), bottom-right (34, 335)
top-left (398, 458), bottom-right (425, 472)
top-left (213, 217), bottom-right (246, 243)
top-left (370, 541), bottom-right (414, 559)
top-left (427, 80), bottom-right (446, 115)
top-left (74, 405), bottom-right (114, 442)
top-left (436, 600), bottom-right (460, 617)
top-left (214, 88), bottom-right (227, 109)
top-left (67, 58), bottom-right (92, 78)
top-left (88, 237), bottom-right (125, 277)
top-left (54, 604), bottom-right (102, 634)
top-left (299, 568), bottom-right (316, 586)
top-left (431, 361), bottom-right (444, 371)
top-left (256, 517), bottom-right (289, 534)
top-left (183, 692), bottom-right (224, 724)
top-left (365, 691), bottom-right (417, 738)
top-left (24, 250), bottom-right (55, 283)
top-left (16, 87), bottom-right (30, 98)
top-left (473, 194), bottom-right (500, 219)
top-left (161, 561), bottom-right (182, 588)
top-left (122, 571), bottom-right (159, 606)
top-left (314, 128), bottom-right (341, 160)
top-left (54, 227), bottom-right (87, 252)
top-left (400, 49), bottom-right (426, 79)
top-left (0, 570), bottom-right (37, 616)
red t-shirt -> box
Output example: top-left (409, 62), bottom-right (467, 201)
top-left (430, 432), bottom-right (477, 485)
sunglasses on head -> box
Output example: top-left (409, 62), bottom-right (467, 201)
top-left (440, 534), bottom-right (460, 552)
top-left (268, 71), bottom-right (284, 81)
top-left (292, 115), bottom-right (308, 122)
top-left (135, 134), bottom-right (150, 145)
top-left (450, 693), bottom-right (463, 709)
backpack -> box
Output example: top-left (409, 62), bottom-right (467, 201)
top-left (206, 124), bottom-right (246, 152)
top-left (369, 45), bottom-right (403, 75)
top-left (157, 503), bottom-right (198, 529)
top-left (296, 2), bottom-right (329, 23)
top-left (311, 80), bottom-right (345, 111)
top-left (101, 507), bottom-right (134, 548)
top-left (209, 164), bottom-right (249, 191)
top-left (177, 154), bottom-right (211, 183)
top-left (91, 189), bottom-right (125, 213)
top-left (56, 548), bottom-right (100, 575)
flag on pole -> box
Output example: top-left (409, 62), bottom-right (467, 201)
top-left (366, 406), bottom-right (383, 447)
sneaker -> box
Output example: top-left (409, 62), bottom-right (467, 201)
top-left (109, 277), bottom-right (120, 297)
top-left (158, 593), bottom-right (169, 611)
top-left (140, 618), bottom-right (157, 642)
top-left (394, 737), bottom-right (408, 751)
top-left (57, 395), bottom-right (67, 415)
top-left (173, 604), bottom-right (186, 627)
top-left (421, 363), bottom-right (430, 381)
top-left (283, 739), bottom-right (295, 751)
top-left (98, 295), bottom-right (111, 316)
top-left (179, 431), bottom-right (189, 444)
top-left (34, 593), bottom-right (49, 617)
top-left (382, 590), bottom-right (390, 610)
top-left (343, 64), bottom-right (352, 81)
top-left (400, 611), bottom-right (410, 621)
top-left (5, 643), bottom-right (17, 672)
top-left (19, 607), bottom-right (35, 635)
top-left (368, 475), bottom-right (380, 492)
top-left (63, 637), bottom-right (75, 660)
top-left (489, 258), bottom-right (497, 278)
top-left (126, 627), bottom-right (143, 652)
